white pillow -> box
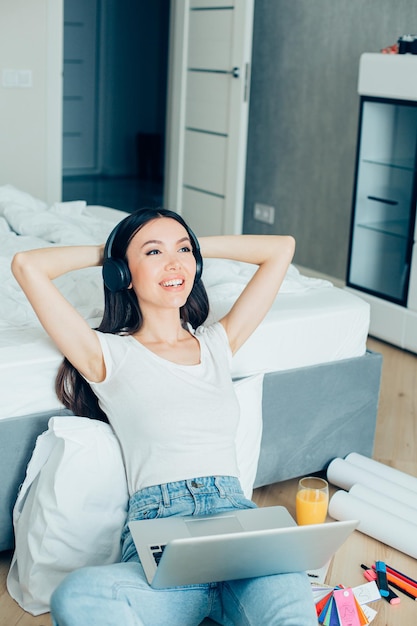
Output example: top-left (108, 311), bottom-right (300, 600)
top-left (233, 373), bottom-right (264, 499)
top-left (4, 201), bottom-right (119, 245)
top-left (0, 184), bottom-right (47, 216)
top-left (7, 375), bottom-right (264, 615)
top-left (7, 417), bottom-right (129, 616)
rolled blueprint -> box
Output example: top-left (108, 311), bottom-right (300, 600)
top-left (345, 453), bottom-right (417, 494)
top-left (329, 490), bottom-right (417, 559)
top-left (350, 483), bottom-right (417, 525)
top-left (327, 458), bottom-right (417, 510)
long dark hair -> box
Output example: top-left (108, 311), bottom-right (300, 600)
top-left (55, 208), bottom-right (209, 421)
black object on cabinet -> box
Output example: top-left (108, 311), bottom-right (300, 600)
top-left (346, 96), bottom-right (417, 306)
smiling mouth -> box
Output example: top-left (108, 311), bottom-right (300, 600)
top-left (160, 279), bottom-right (184, 287)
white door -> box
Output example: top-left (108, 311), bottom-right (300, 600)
top-left (164, 0), bottom-right (254, 235)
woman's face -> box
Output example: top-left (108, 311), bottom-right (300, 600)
top-left (125, 217), bottom-right (197, 312)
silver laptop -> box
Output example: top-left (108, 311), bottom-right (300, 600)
top-left (129, 506), bottom-right (358, 588)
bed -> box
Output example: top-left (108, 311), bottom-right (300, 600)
top-left (0, 185), bottom-right (382, 552)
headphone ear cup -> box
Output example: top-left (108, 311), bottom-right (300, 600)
top-left (187, 226), bottom-right (203, 283)
top-left (194, 250), bottom-right (203, 283)
top-left (102, 258), bottom-right (132, 292)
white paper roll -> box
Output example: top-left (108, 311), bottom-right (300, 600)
top-left (350, 483), bottom-right (417, 525)
top-left (329, 490), bottom-right (417, 559)
top-left (345, 453), bottom-right (417, 494)
top-left (327, 458), bottom-right (417, 510)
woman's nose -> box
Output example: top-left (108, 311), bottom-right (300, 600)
top-left (165, 254), bottom-right (181, 271)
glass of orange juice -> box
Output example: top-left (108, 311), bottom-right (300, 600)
top-left (296, 476), bottom-right (329, 525)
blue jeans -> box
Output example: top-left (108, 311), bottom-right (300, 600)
top-left (50, 476), bottom-right (317, 625)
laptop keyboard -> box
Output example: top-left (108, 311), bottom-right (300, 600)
top-left (150, 544), bottom-right (166, 566)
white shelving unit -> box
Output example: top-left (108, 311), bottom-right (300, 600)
top-left (346, 53), bottom-right (417, 352)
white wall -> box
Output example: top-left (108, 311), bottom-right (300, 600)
top-left (0, 0), bottom-right (63, 204)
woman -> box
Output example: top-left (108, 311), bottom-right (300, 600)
top-left (12, 207), bottom-right (317, 625)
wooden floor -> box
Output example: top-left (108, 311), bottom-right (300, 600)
top-left (1, 336), bottom-right (416, 625)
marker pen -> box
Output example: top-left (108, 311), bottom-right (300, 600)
top-left (386, 563), bottom-right (417, 589)
top-left (376, 561), bottom-right (390, 597)
top-left (361, 564), bottom-right (376, 583)
top-left (360, 564), bottom-right (400, 605)
top-left (372, 563), bottom-right (417, 599)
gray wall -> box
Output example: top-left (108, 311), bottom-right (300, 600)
top-left (244, 0), bottom-right (417, 280)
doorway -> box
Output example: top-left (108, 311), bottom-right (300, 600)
top-left (62, 0), bottom-right (170, 213)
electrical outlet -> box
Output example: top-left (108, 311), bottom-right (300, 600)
top-left (254, 203), bottom-right (275, 225)
top-left (2, 69), bottom-right (33, 88)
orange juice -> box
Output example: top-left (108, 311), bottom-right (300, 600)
top-left (296, 488), bottom-right (328, 525)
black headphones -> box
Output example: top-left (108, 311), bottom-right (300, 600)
top-left (102, 218), bottom-right (203, 293)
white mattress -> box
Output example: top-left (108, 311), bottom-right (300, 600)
top-left (0, 186), bottom-right (370, 419)
top-left (203, 259), bottom-right (369, 377)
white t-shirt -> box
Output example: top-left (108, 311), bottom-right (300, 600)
top-left (89, 322), bottom-right (240, 496)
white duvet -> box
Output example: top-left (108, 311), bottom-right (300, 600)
top-left (0, 185), bottom-right (332, 330)
top-left (0, 188), bottom-right (122, 329)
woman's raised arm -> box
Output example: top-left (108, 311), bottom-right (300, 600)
top-left (199, 235), bottom-right (295, 354)
top-left (11, 245), bottom-right (106, 382)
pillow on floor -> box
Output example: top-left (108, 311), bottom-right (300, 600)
top-left (7, 417), bottom-right (129, 615)
top-left (234, 373), bottom-right (264, 499)
top-left (7, 374), bottom-right (263, 615)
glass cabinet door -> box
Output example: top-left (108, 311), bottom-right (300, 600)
top-left (347, 97), bottom-right (417, 305)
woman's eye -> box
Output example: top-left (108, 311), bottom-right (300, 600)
top-left (146, 249), bottom-right (161, 256)
top-left (179, 246), bottom-right (192, 253)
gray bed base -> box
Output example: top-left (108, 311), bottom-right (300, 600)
top-left (0, 349), bottom-right (382, 552)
